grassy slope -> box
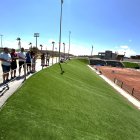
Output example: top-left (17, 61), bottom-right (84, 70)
top-left (0, 58), bottom-right (140, 140)
top-left (123, 61), bottom-right (140, 68)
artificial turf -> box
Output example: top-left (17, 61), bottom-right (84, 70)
top-left (0, 58), bottom-right (140, 140)
top-left (123, 61), bottom-right (140, 69)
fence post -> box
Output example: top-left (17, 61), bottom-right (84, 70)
top-left (132, 88), bottom-right (134, 96)
top-left (114, 78), bottom-right (116, 83)
top-left (121, 82), bottom-right (123, 88)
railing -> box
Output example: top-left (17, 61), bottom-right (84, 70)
top-left (114, 78), bottom-right (140, 101)
top-left (94, 66), bottom-right (140, 101)
top-left (0, 60), bottom-right (41, 85)
top-left (0, 57), bottom-right (61, 85)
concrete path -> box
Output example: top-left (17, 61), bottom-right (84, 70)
top-left (0, 58), bottom-right (57, 108)
top-left (88, 65), bottom-right (140, 110)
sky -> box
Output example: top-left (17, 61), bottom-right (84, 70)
top-left (0, 0), bottom-right (140, 56)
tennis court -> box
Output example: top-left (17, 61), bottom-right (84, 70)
top-left (95, 66), bottom-right (140, 101)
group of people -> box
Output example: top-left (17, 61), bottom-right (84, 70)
top-left (41, 52), bottom-right (50, 67)
top-left (0, 47), bottom-right (36, 84)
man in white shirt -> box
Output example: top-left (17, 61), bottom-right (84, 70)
top-left (17, 47), bottom-right (26, 76)
top-left (0, 47), bottom-right (11, 83)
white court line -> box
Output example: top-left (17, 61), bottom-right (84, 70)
top-left (88, 65), bottom-right (140, 110)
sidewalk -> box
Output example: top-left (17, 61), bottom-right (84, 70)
top-left (0, 58), bottom-right (56, 108)
top-left (88, 65), bottom-right (140, 110)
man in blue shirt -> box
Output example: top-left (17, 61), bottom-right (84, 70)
top-left (26, 50), bottom-right (31, 74)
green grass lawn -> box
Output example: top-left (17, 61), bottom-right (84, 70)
top-left (123, 61), bottom-right (140, 69)
top-left (0, 58), bottom-right (140, 140)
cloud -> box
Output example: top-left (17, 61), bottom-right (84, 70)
top-left (69, 43), bottom-right (99, 56)
top-left (114, 45), bottom-right (136, 57)
top-left (120, 45), bottom-right (129, 49)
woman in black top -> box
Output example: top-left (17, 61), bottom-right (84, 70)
top-left (10, 49), bottom-right (17, 79)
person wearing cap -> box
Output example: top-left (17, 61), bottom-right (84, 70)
top-left (0, 47), bottom-right (11, 83)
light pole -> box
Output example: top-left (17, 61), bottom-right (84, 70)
top-left (34, 33), bottom-right (39, 48)
top-left (123, 52), bottom-right (126, 61)
top-left (68, 31), bottom-right (71, 59)
top-left (58, 0), bottom-right (63, 62)
top-left (91, 45), bottom-right (93, 56)
top-left (0, 34), bottom-right (3, 48)
top-left (52, 41), bottom-right (55, 65)
top-left (124, 52), bottom-right (126, 56)
top-left (55, 47), bottom-right (57, 63)
top-left (63, 43), bottom-right (65, 59)
top-left (58, 0), bottom-right (64, 74)
top-left (16, 37), bottom-right (21, 50)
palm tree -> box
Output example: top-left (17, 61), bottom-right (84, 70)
top-left (52, 41), bottom-right (55, 65)
top-left (29, 42), bottom-right (32, 49)
top-left (40, 44), bottom-right (43, 51)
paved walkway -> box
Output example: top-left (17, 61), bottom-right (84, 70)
top-left (88, 65), bottom-right (140, 110)
top-left (0, 58), bottom-right (57, 108)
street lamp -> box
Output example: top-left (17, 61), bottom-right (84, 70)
top-left (124, 52), bottom-right (126, 56)
top-left (123, 52), bottom-right (126, 61)
top-left (68, 31), bottom-right (71, 59)
top-left (34, 33), bottom-right (39, 48)
top-left (63, 43), bottom-right (65, 59)
top-left (16, 37), bottom-right (21, 50)
top-left (58, 0), bottom-right (64, 62)
top-left (55, 47), bottom-right (57, 63)
top-left (91, 45), bottom-right (93, 56)
top-left (52, 41), bottom-right (55, 65)
top-left (0, 34), bottom-right (3, 48)
top-left (58, 0), bottom-right (64, 74)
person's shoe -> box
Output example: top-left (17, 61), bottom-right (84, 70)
top-left (27, 72), bottom-right (30, 75)
top-left (6, 79), bottom-right (10, 83)
top-left (3, 80), bottom-right (6, 84)
top-left (11, 77), bottom-right (14, 80)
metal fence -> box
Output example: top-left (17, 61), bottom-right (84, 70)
top-left (0, 59), bottom-right (41, 84)
top-left (114, 78), bottom-right (140, 101)
top-left (0, 57), bottom-right (61, 85)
